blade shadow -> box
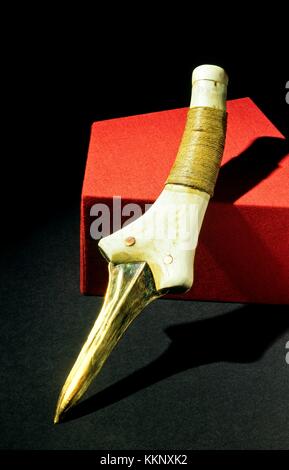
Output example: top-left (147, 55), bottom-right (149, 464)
top-left (214, 136), bottom-right (289, 202)
top-left (61, 136), bottom-right (289, 422)
top-left (62, 303), bottom-right (289, 422)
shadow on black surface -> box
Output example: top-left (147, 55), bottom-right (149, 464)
top-left (62, 304), bottom-right (289, 422)
top-left (60, 135), bottom-right (289, 423)
top-left (214, 136), bottom-right (289, 202)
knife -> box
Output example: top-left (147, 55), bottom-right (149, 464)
top-left (54, 64), bottom-right (228, 423)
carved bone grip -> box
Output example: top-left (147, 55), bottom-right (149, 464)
top-left (166, 65), bottom-right (228, 196)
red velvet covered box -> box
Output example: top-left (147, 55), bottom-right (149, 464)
top-left (81, 98), bottom-right (289, 304)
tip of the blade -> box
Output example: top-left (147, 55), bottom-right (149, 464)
top-left (54, 408), bottom-right (68, 424)
top-left (54, 402), bottom-right (68, 424)
top-left (54, 407), bottom-right (64, 424)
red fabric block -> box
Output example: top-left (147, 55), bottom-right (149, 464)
top-left (81, 98), bottom-right (289, 303)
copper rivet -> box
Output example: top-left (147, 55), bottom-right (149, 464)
top-left (125, 236), bottom-right (136, 247)
top-left (164, 254), bottom-right (173, 264)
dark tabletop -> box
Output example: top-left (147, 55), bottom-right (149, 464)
top-left (1, 206), bottom-right (289, 450)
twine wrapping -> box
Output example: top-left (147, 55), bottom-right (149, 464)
top-left (166, 107), bottom-right (227, 196)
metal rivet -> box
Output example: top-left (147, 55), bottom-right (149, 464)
top-left (163, 254), bottom-right (173, 264)
top-left (125, 236), bottom-right (136, 247)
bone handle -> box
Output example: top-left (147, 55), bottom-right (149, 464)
top-left (166, 65), bottom-right (228, 195)
top-left (99, 65), bottom-right (228, 293)
top-left (190, 64), bottom-right (228, 110)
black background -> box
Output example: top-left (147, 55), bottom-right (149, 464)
top-left (2, 12), bottom-right (288, 243)
top-left (1, 8), bottom-right (289, 457)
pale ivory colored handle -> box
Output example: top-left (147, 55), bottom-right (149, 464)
top-left (166, 65), bottom-right (228, 195)
top-left (99, 65), bottom-right (228, 293)
top-left (190, 64), bottom-right (228, 110)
